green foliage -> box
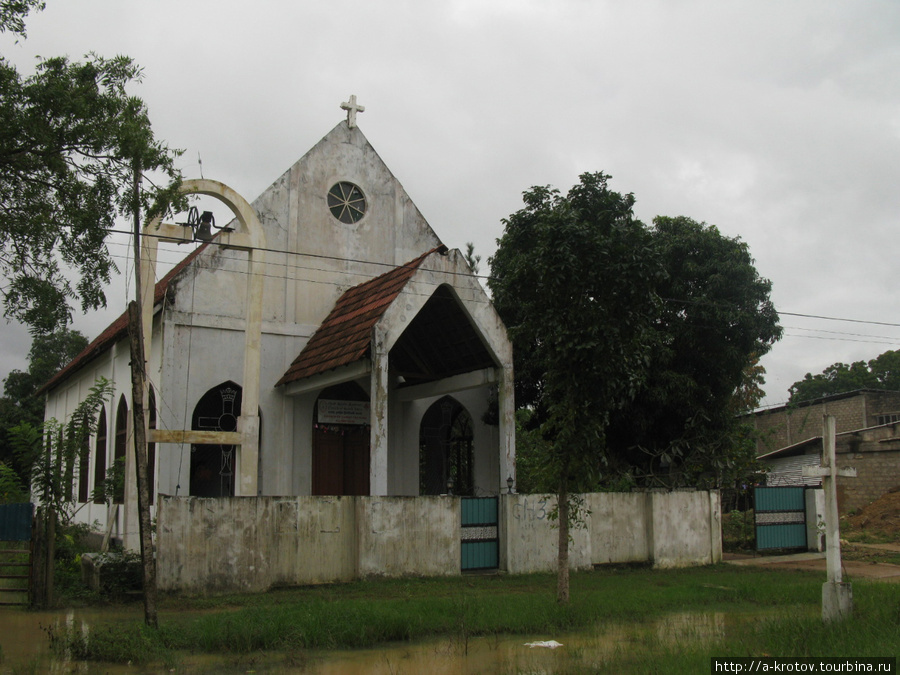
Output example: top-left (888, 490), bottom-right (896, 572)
top-left (491, 178), bottom-right (780, 497)
top-left (52, 520), bottom-right (94, 601)
top-left (10, 378), bottom-right (113, 524)
top-left (0, 460), bottom-right (26, 503)
top-left (463, 241), bottom-right (481, 274)
top-left (789, 349), bottom-right (900, 402)
top-left (0, 329), bottom-right (88, 482)
top-left (605, 216), bottom-right (781, 487)
top-left (721, 509), bottom-right (756, 552)
top-left (0, 8), bottom-right (184, 333)
top-left (0, 0), bottom-right (44, 38)
top-left (489, 173), bottom-right (661, 493)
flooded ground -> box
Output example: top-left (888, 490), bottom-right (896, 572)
top-left (0, 606), bottom-right (742, 674)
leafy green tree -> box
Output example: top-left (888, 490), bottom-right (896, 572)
top-left (604, 216), bottom-right (781, 487)
top-left (488, 172), bottom-right (661, 603)
top-left (1, 6), bottom-right (184, 332)
top-left (789, 349), bottom-right (900, 402)
top-left (0, 328), bottom-right (87, 481)
top-left (0, 0), bottom-right (44, 37)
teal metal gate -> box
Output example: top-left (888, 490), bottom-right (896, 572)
top-left (754, 487), bottom-right (807, 550)
top-left (0, 503), bottom-right (34, 606)
top-left (461, 497), bottom-right (499, 571)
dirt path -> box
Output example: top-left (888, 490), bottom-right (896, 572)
top-left (724, 550), bottom-right (900, 582)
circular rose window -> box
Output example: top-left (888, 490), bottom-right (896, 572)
top-left (327, 182), bottom-right (367, 224)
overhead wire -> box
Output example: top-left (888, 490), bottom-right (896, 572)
top-left (102, 233), bottom-right (900, 340)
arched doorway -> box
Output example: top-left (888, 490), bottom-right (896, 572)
top-left (190, 382), bottom-right (242, 497)
top-left (419, 397), bottom-right (474, 496)
top-left (312, 382), bottom-right (370, 496)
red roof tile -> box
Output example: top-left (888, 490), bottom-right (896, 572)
top-left (276, 248), bottom-right (443, 387)
top-left (38, 243), bottom-right (210, 395)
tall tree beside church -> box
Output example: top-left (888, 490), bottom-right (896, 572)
top-left (0, 3), bottom-right (184, 333)
top-left (0, 328), bottom-right (88, 482)
top-left (604, 216), bottom-right (781, 487)
top-left (488, 172), bottom-right (661, 604)
top-left (789, 349), bottom-right (900, 402)
top-left (1, 1), bottom-right (182, 623)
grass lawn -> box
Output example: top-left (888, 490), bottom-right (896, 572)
top-left (49, 564), bottom-right (900, 672)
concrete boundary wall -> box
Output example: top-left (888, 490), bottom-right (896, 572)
top-left (157, 495), bottom-right (459, 593)
top-left (502, 491), bottom-right (722, 574)
top-left (157, 491), bottom-right (721, 594)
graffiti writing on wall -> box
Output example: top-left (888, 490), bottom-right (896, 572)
top-left (513, 497), bottom-right (548, 521)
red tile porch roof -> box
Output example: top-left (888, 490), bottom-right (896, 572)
top-left (276, 247), bottom-right (445, 387)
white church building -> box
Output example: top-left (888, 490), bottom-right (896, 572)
top-left (40, 106), bottom-right (515, 549)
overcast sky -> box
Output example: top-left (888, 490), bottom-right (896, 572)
top-left (2, 0), bottom-right (900, 408)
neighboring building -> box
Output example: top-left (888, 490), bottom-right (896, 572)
top-left (749, 390), bottom-right (900, 457)
top-left (39, 115), bottom-right (515, 548)
top-left (749, 390), bottom-right (900, 513)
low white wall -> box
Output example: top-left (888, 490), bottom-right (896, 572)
top-left (157, 495), bottom-right (458, 594)
top-left (502, 490), bottom-right (722, 573)
top-left (356, 496), bottom-right (459, 578)
top-left (157, 490), bottom-right (722, 594)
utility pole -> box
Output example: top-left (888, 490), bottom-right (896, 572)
top-left (128, 161), bottom-right (159, 629)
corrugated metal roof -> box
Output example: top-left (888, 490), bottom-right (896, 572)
top-left (276, 248), bottom-right (443, 387)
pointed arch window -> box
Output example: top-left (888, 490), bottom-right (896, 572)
top-left (93, 407), bottom-right (107, 504)
top-left (113, 396), bottom-right (128, 504)
top-left (419, 397), bottom-right (475, 496)
top-left (77, 416), bottom-right (90, 503)
top-left (148, 386), bottom-right (157, 506)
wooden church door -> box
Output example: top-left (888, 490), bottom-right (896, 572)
top-left (312, 427), bottom-right (370, 496)
top-left (312, 383), bottom-right (370, 496)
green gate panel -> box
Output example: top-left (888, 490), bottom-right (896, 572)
top-left (461, 497), bottom-right (499, 571)
top-left (0, 503), bottom-right (33, 541)
top-left (461, 540), bottom-right (499, 570)
top-left (461, 497), bottom-right (498, 526)
top-left (756, 523), bottom-right (807, 550)
top-left (755, 487), bottom-right (805, 512)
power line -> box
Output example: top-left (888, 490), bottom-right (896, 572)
top-left (105, 227), bottom-right (900, 336)
top-left (779, 311), bottom-right (900, 329)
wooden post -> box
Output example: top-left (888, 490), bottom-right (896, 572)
top-left (127, 301), bottom-right (158, 628)
top-left (128, 162), bottom-right (158, 629)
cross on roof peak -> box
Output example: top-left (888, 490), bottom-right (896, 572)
top-left (341, 95), bottom-right (365, 128)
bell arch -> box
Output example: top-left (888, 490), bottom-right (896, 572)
top-left (419, 396), bottom-right (475, 496)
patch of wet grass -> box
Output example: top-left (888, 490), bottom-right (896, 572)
top-left (52, 565), bottom-right (900, 668)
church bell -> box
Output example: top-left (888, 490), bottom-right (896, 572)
top-left (194, 210), bottom-right (216, 242)
top-left (181, 206), bottom-right (217, 242)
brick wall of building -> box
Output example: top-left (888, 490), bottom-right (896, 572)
top-left (751, 391), bottom-right (900, 456)
top-left (836, 423), bottom-right (900, 514)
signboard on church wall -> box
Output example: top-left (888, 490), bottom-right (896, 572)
top-left (318, 400), bottom-right (370, 426)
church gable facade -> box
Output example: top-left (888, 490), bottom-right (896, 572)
top-left (41, 117), bottom-right (515, 548)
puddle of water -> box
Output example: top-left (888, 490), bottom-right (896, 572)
top-left (0, 606), bottom-right (144, 674)
top-left (0, 607), bottom-right (741, 674)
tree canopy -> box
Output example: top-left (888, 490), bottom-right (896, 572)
top-left (1, 4), bottom-right (183, 332)
top-left (491, 175), bottom-right (781, 600)
top-left (488, 172), bottom-right (662, 602)
top-left (788, 349), bottom-right (900, 403)
top-left (604, 216), bottom-right (782, 487)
